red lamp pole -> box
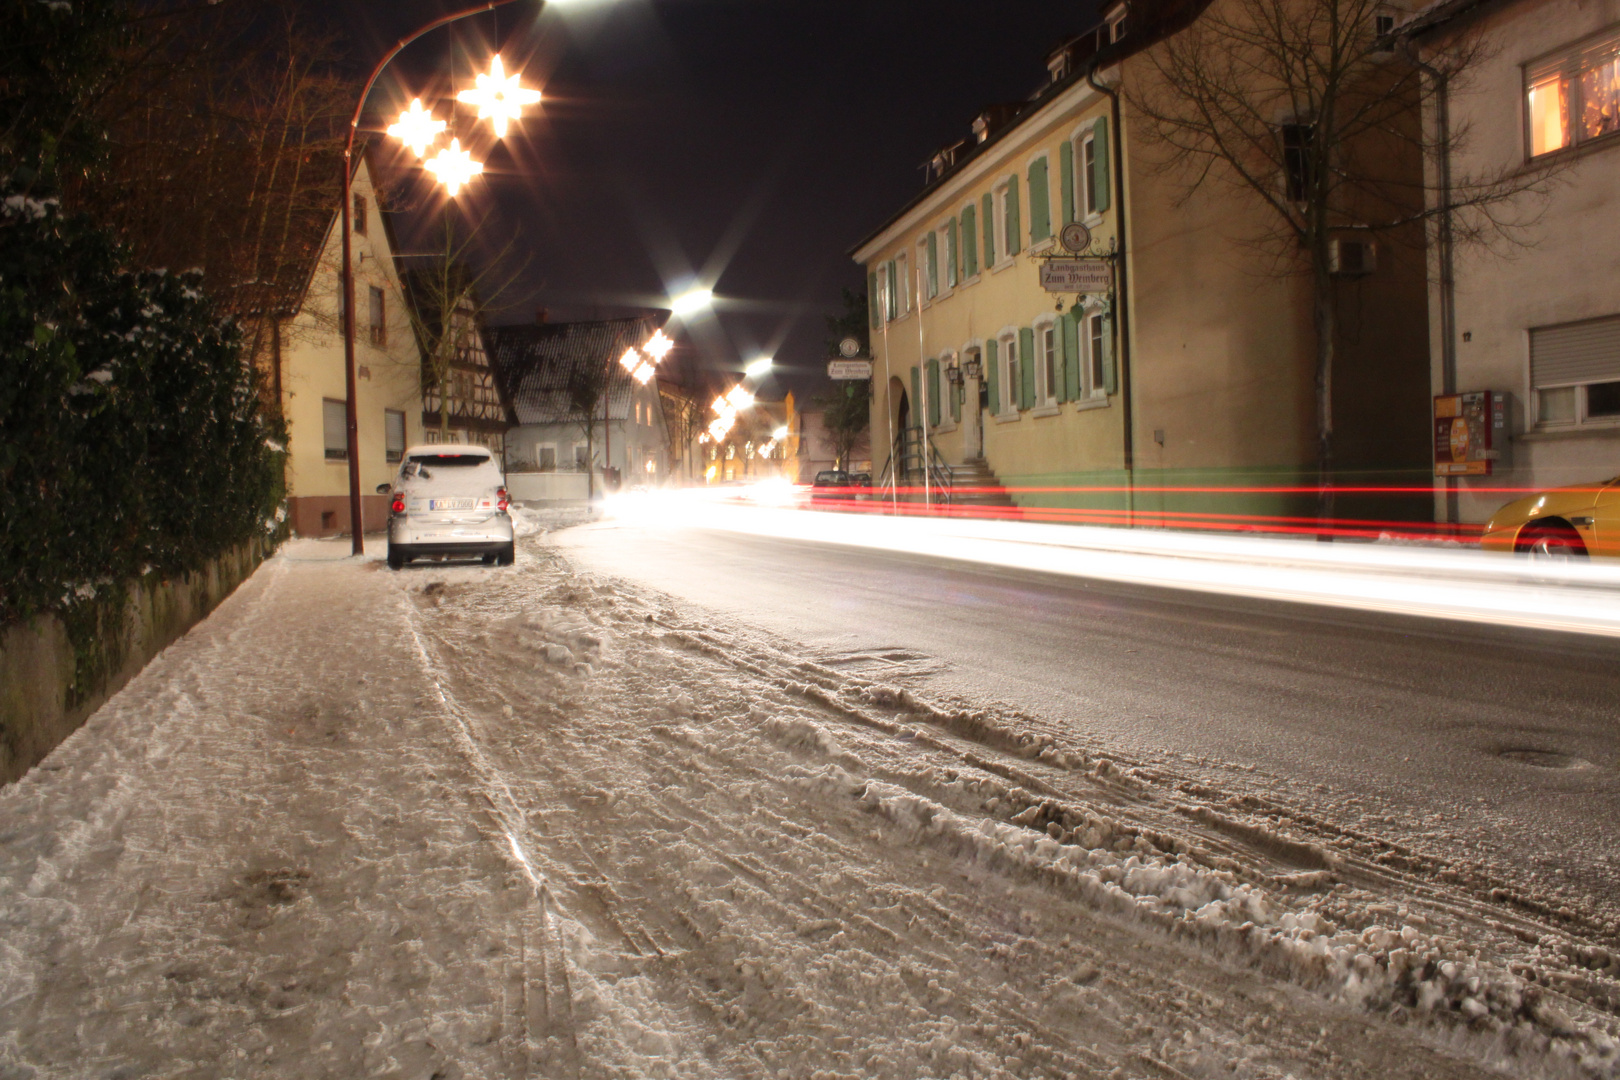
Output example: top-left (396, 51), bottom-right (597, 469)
top-left (339, 0), bottom-right (529, 555)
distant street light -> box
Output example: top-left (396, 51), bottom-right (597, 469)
top-left (671, 289), bottom-right (714, 318)
top-left (744, 356), bottom-right (773, 379)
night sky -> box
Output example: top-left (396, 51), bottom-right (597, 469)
top-left (315, 0), bottom-right (1100, 399)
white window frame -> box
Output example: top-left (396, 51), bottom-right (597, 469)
top-left (876, 264), bottom-right (892, 324)
top-left (1534, 382), bottom-right (1620, 428)
top-left (996, 328), bottom-right (1021, 420)
top-left (1524, 26), bottom-right (1620, 160)
top-left (895, 252), bottom-right (911, 315)
top-left (992, 178), bottom-right (1014, 271)
top-left (917, 236), bottom-right (933, 305)
top-left (1073, 126), bottom-right (1100, 222)
top-left (936, 222), bottom-right (955, 295)
top-left (1082, 304), bottom-right (1108, 404)
top-left (1032, 315), bottom-right (1061, 414)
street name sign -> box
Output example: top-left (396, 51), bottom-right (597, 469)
top-left (1040, 259), bottom-right (1113, 294)
top-left (827, 360), bottom-right (873, 380)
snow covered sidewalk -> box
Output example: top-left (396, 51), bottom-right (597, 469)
top-left (1, 533), bottom-right (1616, 1079)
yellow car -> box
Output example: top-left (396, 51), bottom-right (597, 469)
top-left (1480, 476), bottom-right (1620, 558)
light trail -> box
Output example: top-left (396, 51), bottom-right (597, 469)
top-left (604, 488), bottom-right (1620, 639)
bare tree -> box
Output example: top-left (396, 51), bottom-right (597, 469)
top-left (1128, 0), bottom-right (1557, 518)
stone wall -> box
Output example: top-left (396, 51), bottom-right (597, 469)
top-left (0, 540), bottom-right (270, 785)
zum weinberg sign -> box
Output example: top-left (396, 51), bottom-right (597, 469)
top-left (1039, 259), bottom-right (1113, 294)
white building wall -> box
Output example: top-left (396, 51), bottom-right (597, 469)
top-left (1424, 0), bottom-right (1620, 522)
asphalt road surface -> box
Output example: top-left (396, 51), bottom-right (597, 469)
top-left (558, 515), bottom-right (1620, 915)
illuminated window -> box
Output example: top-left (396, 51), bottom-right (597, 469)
top-left (1527, 29), bottom-right (1620, 157)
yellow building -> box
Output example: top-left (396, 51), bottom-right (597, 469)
top-left (855, 0), bottom-right (1432, 527)
top-left (261, 155), bottom-right (427, 537)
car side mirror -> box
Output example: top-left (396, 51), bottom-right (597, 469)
top-left (375, 483), bottom-right (391, 495)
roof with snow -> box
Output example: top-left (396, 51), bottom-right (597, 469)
top-left (486, 317), bottom-right (662, 425)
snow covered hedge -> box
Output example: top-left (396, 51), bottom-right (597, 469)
top-left (0, 187), bottom-right (286, 628)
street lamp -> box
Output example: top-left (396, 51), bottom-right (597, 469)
top-left (744, 356), bottom-right (773, 379)
top-left (671, 289), bottom-right (714, 318)
top-left (338, 0), bottom-right (540, 555)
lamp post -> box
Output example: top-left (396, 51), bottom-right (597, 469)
top-left (339, 0), bottom-right (534, 555)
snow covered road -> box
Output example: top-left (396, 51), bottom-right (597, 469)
top-left (3, 528), bottom-right (1618, 1078)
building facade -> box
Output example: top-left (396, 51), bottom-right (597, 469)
top-left (1405, 0), bottom-right (1620, 525)
top-left (271, 158), bottom-right (426, 538)
top-left (402, 271), bottom-right (514, 457)
top-left (855, 0), bottom-right (1434, 528)
top-left (488, 317), bottom-right (672, 502)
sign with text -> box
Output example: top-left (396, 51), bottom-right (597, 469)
top-left (1040, 258), bottom-right (1113, 294)
top-left (827, 360), bottom-right (873, 380)
top-left (1434, 390), bottom-right (1504, 477)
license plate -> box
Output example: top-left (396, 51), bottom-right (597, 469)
top-left (429, 498), bottom-right (476, 511)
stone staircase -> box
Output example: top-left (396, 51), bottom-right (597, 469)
top-left (948, 458), bottom-right (1017, 509)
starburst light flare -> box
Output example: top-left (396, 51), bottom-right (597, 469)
top-left (632, 362), bottom-right (656, 385)
top-left (619, 347), bottom-right (643, 372)
top-left (424, 138), bottom-right (483, 197)
top-left (643, 329), bottom-right (674, 361)
top-left (387, 98), bottom-right (446, 158)
top-left (457, 54), bottom-right (542, 139)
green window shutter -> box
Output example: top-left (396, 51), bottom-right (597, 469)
top-left (1006, 179), bottom-right (1021, 256)
top-left (926, 359), bottom-right (941, 427)
top-left (946, 220), bottom-right (958, 287)
top-left (910, 365), bottom-right (921, 429)
top-left (962, 206), bottom-right (977, 277)
top-left (926, 232), bottom-right (938, 298)
top-left (986, 338), bottom-right (1000, 415)
top-left (1028, 158), bottom-right (1050, 242)
top-left (868, 272), bottom-right (880, 329)
top-left (1102, 313), bottom-right (1118, 395)
top-left (1059, 141), bottom-right (1075, 225)
top-left (1019, 327), bottom-right (1036, 409)
top-left (1092, 117), bottom-right (1111, 213)
top-left (1063, 310), bottom-right (1082, 401)
top-left (982, 193), bottom-right (995, 267)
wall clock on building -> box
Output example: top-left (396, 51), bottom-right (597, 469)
top-left (1060, 222), bottom-right (1092, 255)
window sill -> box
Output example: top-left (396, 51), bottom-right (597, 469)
top-left (1029, 238), bottom-right (1056, 256)
top-left (1031, 403), bottom-right (1062, 418)
top-left (993, 412), bottom-right (1021, 424)
top-left (1523, 130), bottom-right (1620, 172)
top-left (1072, 395), bottom-right (1110, 411)
top-left (989, 258), bottom-right (1017, 275)
top-left (931, 419), bottom-right (958, 434)
top-left (1518, 423), bottom-right (1620, 442)
top-left (958, 273), bottom-right (981, 289)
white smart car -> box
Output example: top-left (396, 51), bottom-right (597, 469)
top-left (380, 444), bottom-right (514, 569)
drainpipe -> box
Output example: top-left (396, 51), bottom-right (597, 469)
top-left (1403, 37), bottom-right (1458, 525)
top-left (1088, 56), bottom-right (1136, 525)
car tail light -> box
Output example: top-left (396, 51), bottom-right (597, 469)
top-left (497, 487), bottom-right (509, 511)
top-left (391, 496), bottom-right (405, 514)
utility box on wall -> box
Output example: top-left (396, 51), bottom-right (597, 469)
top-left (1433, 391), bottom-right (1506, 477)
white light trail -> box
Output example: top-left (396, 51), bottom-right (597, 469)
top-left (602, 491), bottom-right (1620, 639)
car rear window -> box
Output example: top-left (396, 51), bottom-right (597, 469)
top-left (408, 454), bottom-right (490, 467)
